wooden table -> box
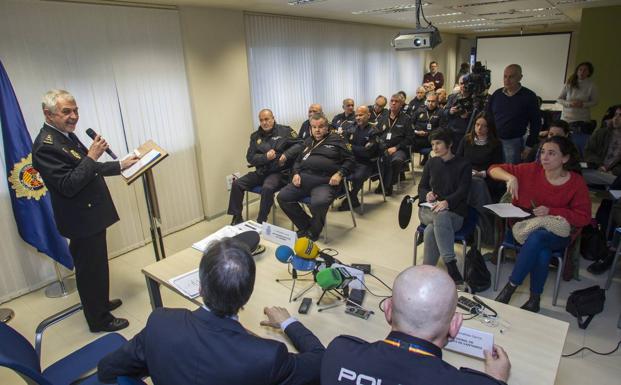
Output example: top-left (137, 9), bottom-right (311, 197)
top-left (142, 242), bottom-right (569, 385)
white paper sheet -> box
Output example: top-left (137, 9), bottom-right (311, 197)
top-left (483, 203), bottom-right (530, 218)
top-left (445, 326), bottom-right (494, 359)
top-left (169, 268), bottom-right (200, 299)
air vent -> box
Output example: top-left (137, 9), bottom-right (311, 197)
top-left (352, 2), bottom-right (429, 15)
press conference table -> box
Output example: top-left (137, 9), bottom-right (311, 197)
top-left (142, 241), bottom-right (569, 385)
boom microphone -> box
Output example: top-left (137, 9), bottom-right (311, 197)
top-left (398, 195), bottom-right (419, 229)
top-left (85, 128), bottom-right (118, 160)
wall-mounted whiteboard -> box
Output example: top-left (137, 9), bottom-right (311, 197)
top-left (476, 33), bottom-right (571, 102)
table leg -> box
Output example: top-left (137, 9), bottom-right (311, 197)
top-left (145, 276), bottom-right (163, 309)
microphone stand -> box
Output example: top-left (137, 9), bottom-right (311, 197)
top-left (275, 267), bottom-right (316, 302)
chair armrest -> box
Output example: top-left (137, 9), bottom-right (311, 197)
top-left (35, 303), bottom-right (83, 361)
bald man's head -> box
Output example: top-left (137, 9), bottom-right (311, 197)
top-left (355, 105), bottom-right (370, 126)
top-left (388, 266), bottom-right (458, 343)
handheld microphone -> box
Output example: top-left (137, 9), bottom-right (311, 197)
top-left (85, 128), bottom-right (118, 160)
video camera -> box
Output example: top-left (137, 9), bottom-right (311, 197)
top-left (454, 62), bottom-right (491, 114)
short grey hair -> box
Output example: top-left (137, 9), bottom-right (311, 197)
top-left (391, 93), bottom-right (405, 104)
top-left (309, 113), bottom-right (329, 127)
top-left (42, 89), bottom-right (75, 113)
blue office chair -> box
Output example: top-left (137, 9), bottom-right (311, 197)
top-left (0, 303), bottom-right (127, 385)
top-left (493, 229), bottom-right (574, 306)
top-left (298, 177), bottom-right (357, 242)
top-left (245, 185), bottom-right (279, 225)
top-left (413, 206), bottom-right (480, 275)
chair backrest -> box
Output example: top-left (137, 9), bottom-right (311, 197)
top-left (460, 206), bottom-right (479, 235)
top-left (0, 322), bottom-right (49, 385)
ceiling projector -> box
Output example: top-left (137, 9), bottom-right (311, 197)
top-left (392, 27), bottom-right (442, 50)
top-left (390, 0), bottom-right (441, 50)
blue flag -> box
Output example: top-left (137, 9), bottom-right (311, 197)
top-left (0, 60), bottom-right (73, 269)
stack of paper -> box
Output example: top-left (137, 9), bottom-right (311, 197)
top-left (483, 203), bottom-right (530, 218)
top-left (169, 269), bottom-right (200, 298)
top-left (121, 149), bottom-right (161, 179)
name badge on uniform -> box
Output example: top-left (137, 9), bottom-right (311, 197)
top-left (386, 133), bottom-right (392, 140)
top-left (302, 153), bottom-right (310, 161)
top-left (70, 149), bottom-right (82, 159)
top-left (427, 123), bottom-right (432, 131)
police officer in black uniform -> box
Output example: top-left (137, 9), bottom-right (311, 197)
top-left (277, 113), bottom-right (355, 240)
top-left (368, 95), bottom-right (388, 124)
top-left (407, 86), bottom-right (427, 117)
top-left (412, 91), bottom-right (442, 164)
top-left (228, 109), bottom-right (303, 225)
top-left (32, 90), bottom-right (139, 332)
top-left (338, 105), bottom-right (379, 211)
top-left (321, 265), bottom-right (511, 385)
top-left (298, 103), bottom-right (323, 140)
top-left (331, 98), bottom-right (356, 130)
top-left (376, 93), bottom-right (413, 196)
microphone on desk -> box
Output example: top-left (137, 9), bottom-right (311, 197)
top-left (85, 128), bottom-right (118, 159)
top-left (274, 245), bottom-right (315, 271)
top-left (294, 237), bottom-right (336, 266)
top-left (315, 266), bottom-right (354, 291)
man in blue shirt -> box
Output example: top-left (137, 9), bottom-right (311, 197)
top-left (487, 64), bottom-right (541, 164)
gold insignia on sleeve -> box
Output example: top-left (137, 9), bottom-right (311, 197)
top-left (70, 149), bottom-right (82, 159)
top-left (43, 134), bottom-right (53, 145)
top-left (346, 143), bottom-right (352, 151)
top-left (257, 139), bottom-right (262, 144)
top-left (291, 130), bottom-right (298, 138)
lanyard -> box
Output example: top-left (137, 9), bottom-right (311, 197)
top-left (303, 137), bottom-right (327, 159)
top-left (388, 114), bottom-right (399, 132)
top-left (383, 338), bottom-right (437, 357)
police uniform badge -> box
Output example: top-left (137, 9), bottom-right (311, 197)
top-left (290, 130), bottom-right (298, 138)
top-left (8, 153), bottom-right (47, 200)
top-left (70, 149), bottom-right (82, 160)
top-left (42, 134), bottom-right (53, 145)
top-left (257, 138), bottom-right (262, 145)
top-left (419, 113), bottom-right (425, 119)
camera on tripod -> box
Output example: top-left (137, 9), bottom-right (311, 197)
top-left (455, 62), bottom-right (491, 114)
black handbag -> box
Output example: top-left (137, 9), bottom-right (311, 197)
top-left (464, 247), bottom-right (491, 294)
top-left (565, 285), bottom-right (606, 329)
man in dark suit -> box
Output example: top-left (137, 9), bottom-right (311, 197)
top-left (98, 238), bottom-right (325, 385)
top-left (32, 89), bottom-right (138, 332)
top-left (321, 265), bottom-right (511, 385)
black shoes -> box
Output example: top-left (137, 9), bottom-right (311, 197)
top-left (231, 215), bottom-right (244, 225)
top-left (90, 317), bottom-right (129, 333)
top-left (495, 282), bottom-right (517, 304)
top-left (337, 198), bottom-right (360, 211)
top-left (108, 299), bottom-right (122, 311)
top-left (445, 260), bottom-right (464, 285)
top-left (520, 293), bottom-right (541, 313)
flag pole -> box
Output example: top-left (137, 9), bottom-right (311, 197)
top-left (0, 308), bottom-right (15, 323)
top-left (45, 261), bottom-right (76, 298)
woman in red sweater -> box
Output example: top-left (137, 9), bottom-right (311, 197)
top-left (488, 136), bottom-right (591, 312)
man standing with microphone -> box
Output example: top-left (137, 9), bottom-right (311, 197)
top-left (32, 89), bottom-right (138, 332)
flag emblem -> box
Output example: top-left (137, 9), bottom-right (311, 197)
top-left (8, 154), bottom-right (47, 200)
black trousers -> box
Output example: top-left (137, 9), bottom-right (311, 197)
top-left (227, 172), bottom-right (285, 223)
top-left (381, 150), bottom-right (407, 187)
top-left (69, 230), bottom-right (112, 329)
top-left (277, 173), bottom-right (339, 237)
top-left (349, 163), bottom-right (373, 200)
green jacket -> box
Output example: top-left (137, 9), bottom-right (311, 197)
top-left (584, 125), bottom-right (621, 176)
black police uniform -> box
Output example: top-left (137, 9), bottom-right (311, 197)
top-left (376, 111), bottom-right (413, 194)
top-left (227, 124), bottom-right (303, 223)
top-left (277, 132), bottom-right (355, 239)
top-left (331, 112), bottom-right (355, 130)
top-left (368, 105), bottom-right (388, 124)
top-left (298, 119), bottom-right (311, 140)
top-left (412, 105), bottom-right (442, 153)
top-left (407, 97), bottom-right (426, 116)
top-left (321, 331), bottom-right (507, 385)
top-left (343, 122), bottom-right (380, 206)
top-left (442, 93), bottom-right (473, 151)
top-left (32, 123), bottom-right (121, 330)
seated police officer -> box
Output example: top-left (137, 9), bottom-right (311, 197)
top-left (332, 98), bottom-right (356, 130)
top-left (227, 109), bottom-right (302, 224)
top-left (368, 95), bottom-right (388, 124)
top-left (412, 92), bottom-right (442, 164)
top-left (298, 103), bottom-right (323, 140)
top-left (321, 265), bottom-right (511, 385)
top-left (338, 105), bottom-right (379, 211)
top-left (99, 238), bottom-right (325, 385)
top-left (376, 93), bottom-right (413, 196)
top-left (407, 86), bottom-right (427, 116)
top-left (277, 113), bottom-right (355, 240)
